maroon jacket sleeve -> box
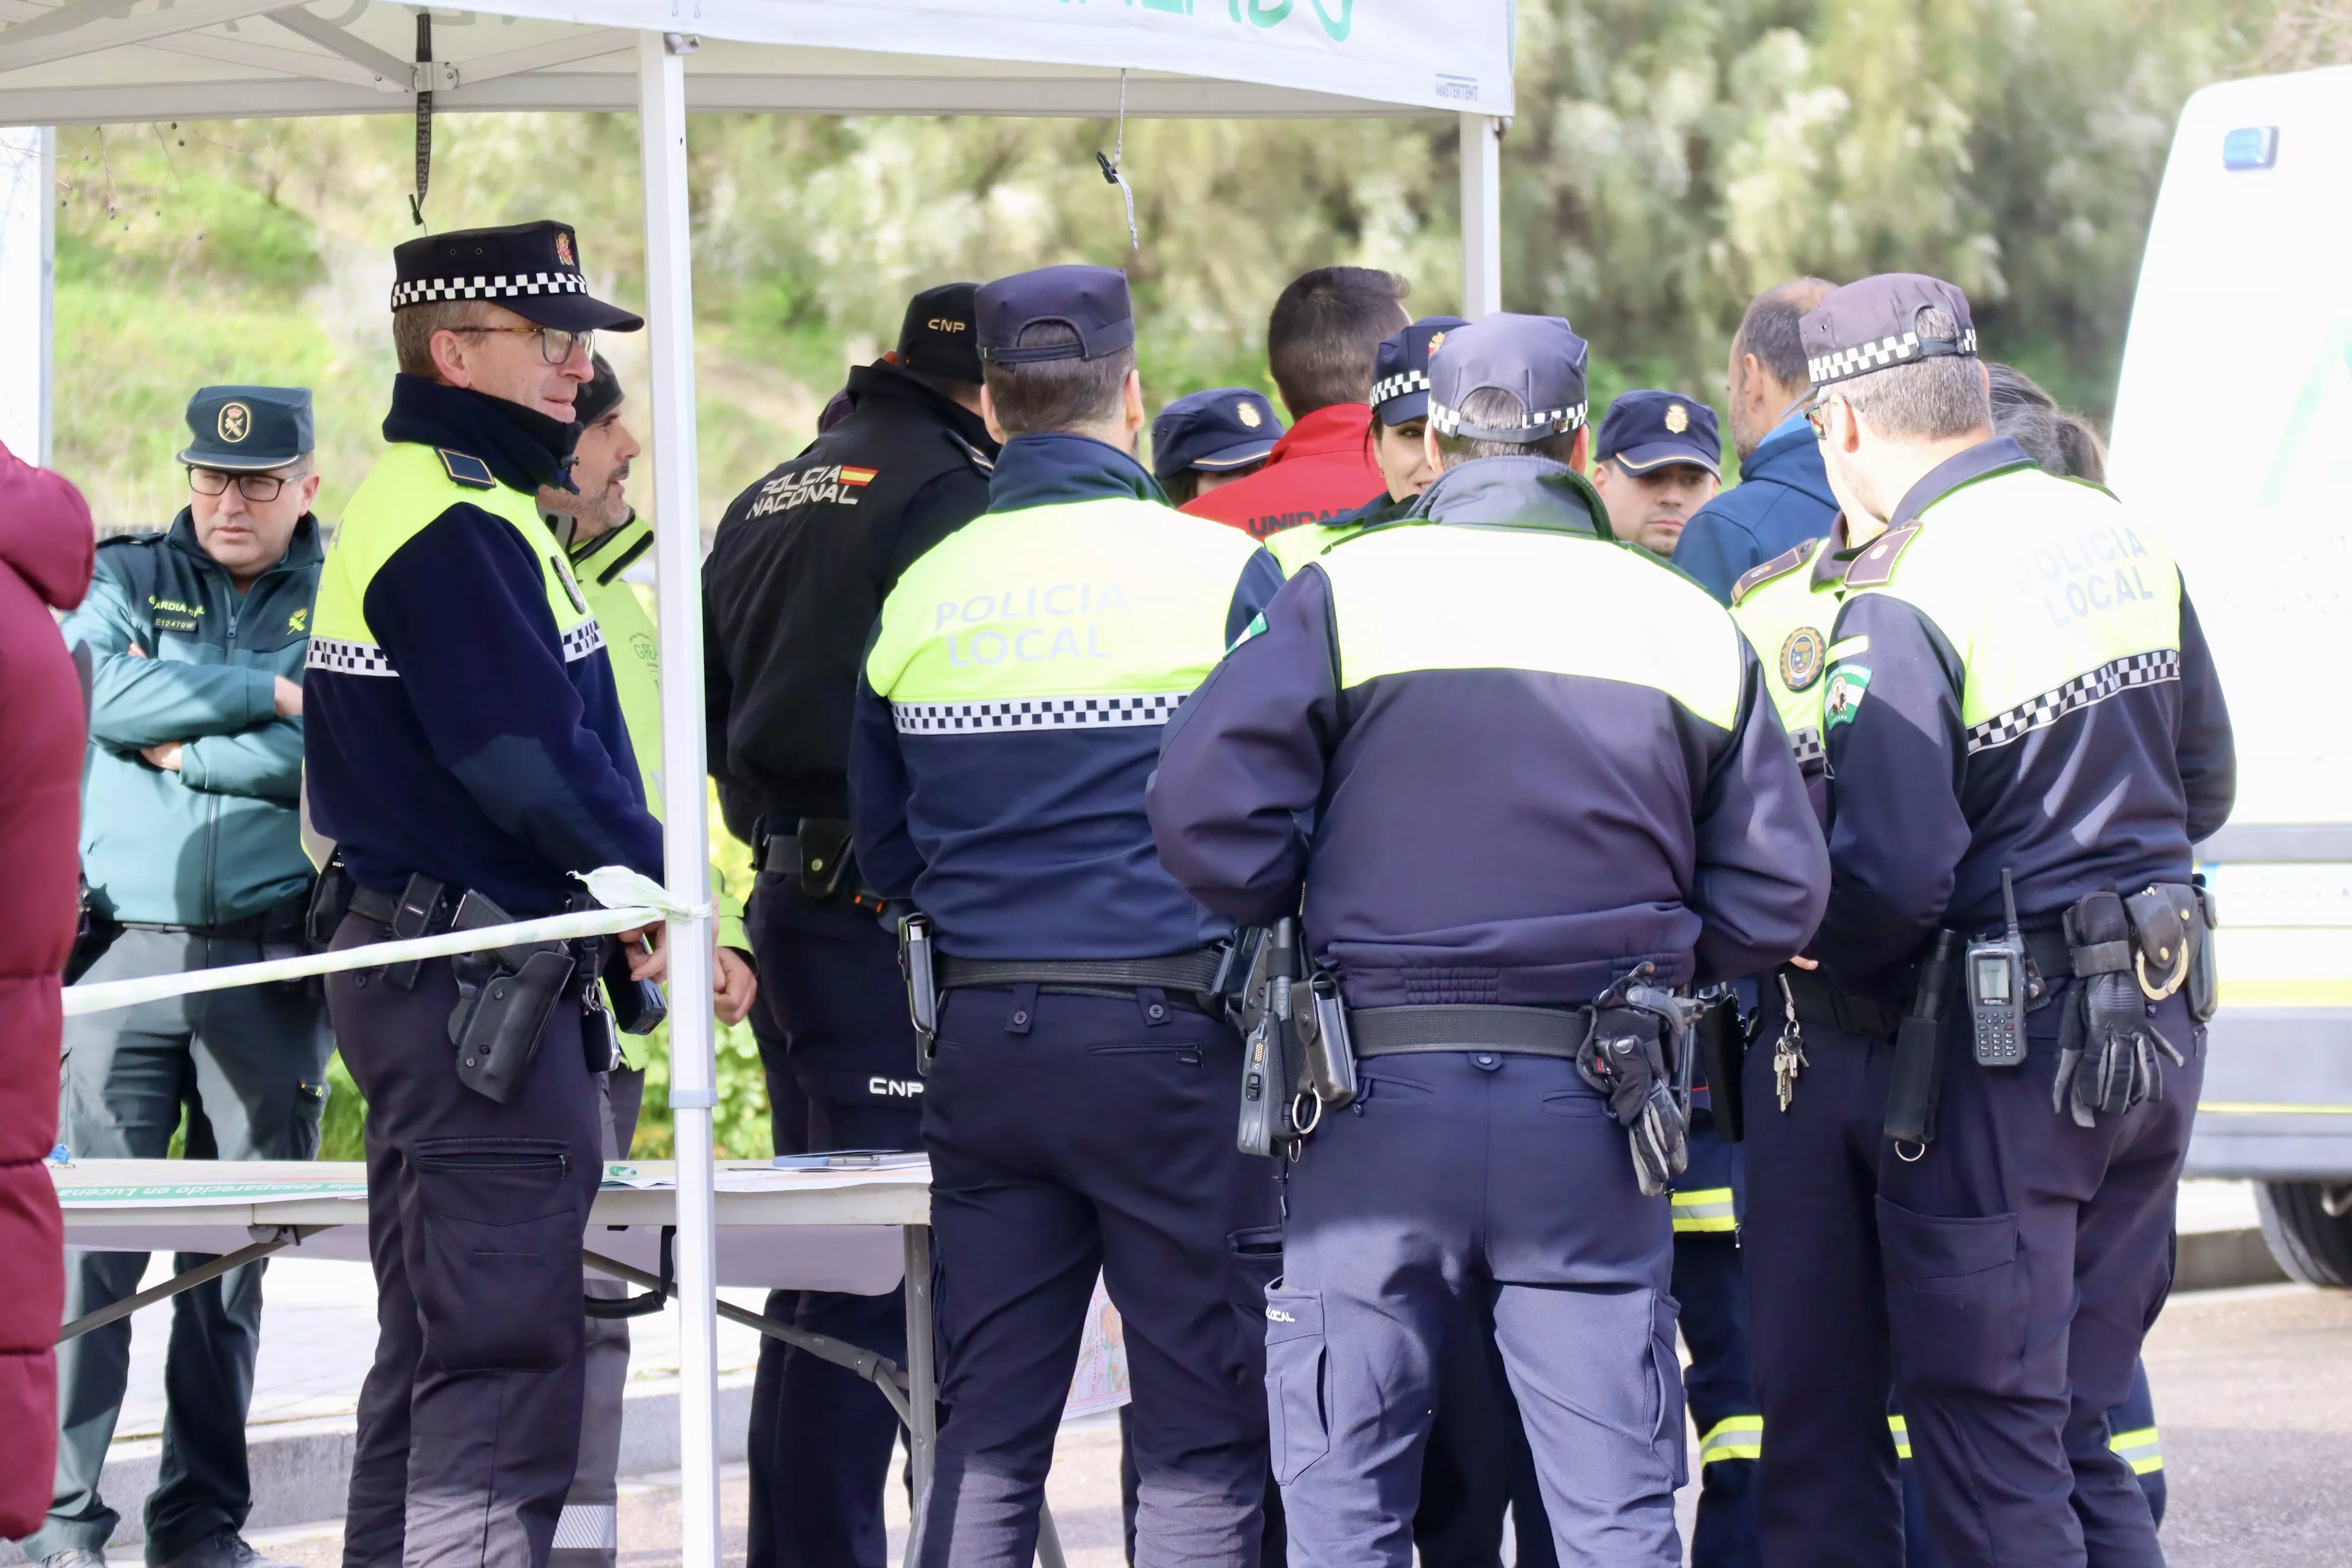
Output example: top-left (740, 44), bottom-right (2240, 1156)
top-left (0, 442), bottom-right (92, 1537)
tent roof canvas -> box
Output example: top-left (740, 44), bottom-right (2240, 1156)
top-left (0, 0), bottom-right (1516, 126)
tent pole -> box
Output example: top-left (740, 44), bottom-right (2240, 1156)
top-left (636, 28), bottom-right (720, 1568)
top-left (1458, 112), bottom-right (1500, 319)
top-left (1, 125), bottom-right (54, 463)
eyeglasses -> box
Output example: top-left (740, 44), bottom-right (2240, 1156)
top-left (1805, 400), bottom-right (1837, 440)
top-left (188, 467), bottom-right (304, 502)
top-left (450, 324), bottom-right (594, 364)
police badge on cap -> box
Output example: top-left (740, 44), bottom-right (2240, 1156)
top-left (390, 220), bottom-right (643, 333)
top-left (178, 385), bottom-right (313, 472)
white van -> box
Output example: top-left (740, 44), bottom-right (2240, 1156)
top-left (2109, 61), bottom-right (2352, 1283)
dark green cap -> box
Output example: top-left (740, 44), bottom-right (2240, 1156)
top-left (178, 385), bottom-right (313, 472)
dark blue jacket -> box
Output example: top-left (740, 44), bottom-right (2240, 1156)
top-left (1672, 423), bottom-right (1837, 606)
top-left (1148, 456), bottom-right (1828, 1008)
top-left (849, 434), bottom-right (1281, 959)
top-left (305, 377), bottom-right (663, 917)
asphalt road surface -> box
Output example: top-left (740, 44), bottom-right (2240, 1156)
top-left (237, 1282), bottom-right (2352, 1568)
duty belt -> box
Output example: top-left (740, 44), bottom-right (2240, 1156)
top-left (349, 880), bottom-right (454, 936)
top-left (1776, 967), bottom-right (1902, 1036)
top-left (936, 949), bottom-right (1225, 1004)
top-left (1351, 1004), bottom-right (1596, 1060)
top-left (759, 834), bottom-right (802, 874)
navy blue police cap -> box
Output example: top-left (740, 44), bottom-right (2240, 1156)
top-left (178, 385), bottom-right (313, 472)
top-left (897, 282), bottom-right (985, 384)
top-left (1597, 390), bottom-right (1720, 477)
top-left (1369, 315), bottom-right (1470, 427)
top-left (1426, 313), bottom-right (1591, 445)
top-left (390, 220), bottom-right (643, 334)
top-left (1801, 273), bottom-right (1977, 391)
top-left (976, 265), bottom-right (1135, 365)
top-left (1150, 389), bottom-right (1283, 482)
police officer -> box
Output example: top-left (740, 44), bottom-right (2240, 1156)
top-left (1147, 313), bottom-right (1828, 1568)
top-left (536, 354), bottom-right (757, 1568)
top-left (1151, 388), bottom-right (1282, 508)
top-left (1805, 273), bottom-right (2233, 1567)
top-left (702, 282), bottom-right (996, 1568)
top-left (36, 388), bottom-right (327, 1568)
top-left (1263, 314), bottom-right (1464, 580)
top-left (1590, 391), bottom-right (1723, 560)
top-left (305, 220), bottom-right (668, 1568)
top-left (1717, 440), bottom-right (1905, 1568)
top-left (849, 264), bottom-right (1280, 1568)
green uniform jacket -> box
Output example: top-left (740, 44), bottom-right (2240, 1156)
top-left (565, 512), bottom-right (750, 963)
top-left (64, 512), bottom-right (322, 926)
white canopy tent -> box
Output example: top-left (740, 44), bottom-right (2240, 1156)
top-left (1, 2), bottom-right (1515, 1560)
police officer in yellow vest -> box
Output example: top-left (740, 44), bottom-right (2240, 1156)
top-left (849, 265), bottom-right (1285, 1568)
top-left (534, 352), bottom-right (757, 1568)
top-left (304, 221), bottom-right (669, 1568)
top-left (1148, 313), bottom-right (1828, 1568)
top-left (1801, 274), bottom-right (2234, 1568)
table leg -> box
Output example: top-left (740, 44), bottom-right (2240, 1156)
top-left (903, 1223), bottom-right (936, 1566)
top-left (55, 1226), bottom-right (309, 1344)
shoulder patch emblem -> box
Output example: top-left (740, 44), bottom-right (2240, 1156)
top-left (1729, 540), bottom-right (1816, 606)
top-left (287, 607), bottom-right (308, 634)
top-left (1842, 525), bottom-right (1920, 588)
top-left (1779, 626), bottom-right (1827, 692)
top-left (945, 431), bottom-right (995, 474)
top-left (1823, 665), bottom-right (1872, 729)
top-left (439, 449), bottom-right (497, 490)
top-left (1228, 611), bottom-right (1269, 652)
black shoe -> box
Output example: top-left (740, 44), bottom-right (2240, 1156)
top-left (149, 1533), bottom-right (303, 1568)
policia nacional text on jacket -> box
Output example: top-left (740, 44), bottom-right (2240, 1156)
top-left (302, 221), bottom-right (667, 1568)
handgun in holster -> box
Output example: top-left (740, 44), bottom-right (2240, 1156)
top-left (445, 890), bottom-right (578, 1104)
top-left (1234, 919), bottom-right (1312, 1159)
top-left (899, 912), bottom-right (939, 1075)
top-left (1884, 930), bottom-right (1963, 1150)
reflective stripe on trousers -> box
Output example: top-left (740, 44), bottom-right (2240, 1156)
top-left (2109, 1424), bottom-right (2162, 1475)
top-left (1671, 1185), bottom-right (1737, 1234)
top-left (1698, 1415), bottom-right (1762, 1466)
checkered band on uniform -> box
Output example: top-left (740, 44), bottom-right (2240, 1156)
top-left (1426, 399), bottom-right (1589, 437)
top-left (1370, 369), bottom-right (1432, 407)
top-left (390, 272), bottom-right (590, 309)
top-left (1788, 726), bottom-right (1824, 767)
top-left (307, 636), bottom-right (397, 677)
top-left (559, 621), bottom-right (607, 662)
top-left (1809, 326), bottom-right (1979, 388)
top-left (1964, 649), bottom-right (2179, 755)
top-left (893, 692), bottom-right (1189, 734)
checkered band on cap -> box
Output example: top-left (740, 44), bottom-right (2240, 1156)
top-left (390, 271), bottom-right (590, 310)
top-left (1964, 649), bottom-right (2178, 754)
top-left (1427, 398), bottom-right (1589, 439)
top-left (1370, 369), bottom-right (1432, 407)
top-left (1809, 326), bottom-right (1979, 388)
top-left (893, 692), bottom-right (1188, 734)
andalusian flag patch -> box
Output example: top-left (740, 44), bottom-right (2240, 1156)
top-left (1823, 665), bottom-right (1871, 729)
top-left (1229, 612), bottom-right (1269, 652)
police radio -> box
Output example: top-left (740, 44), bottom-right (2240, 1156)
top-left (1966, 869), bottom-right (2029, 1068)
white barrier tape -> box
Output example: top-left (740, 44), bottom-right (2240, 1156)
top-left (62, 905), bottom-right (663, 1018)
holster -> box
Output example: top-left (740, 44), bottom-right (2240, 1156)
top-left (1884, 931), bottom-right (1962, 1149)
top-left (796, 818), bottom-right (859, 903)
top-left (305, 854), bottom-right (354, 950)
top-left (1234, 920), bottom-right (1310, 1159)
top-left (445, 890), bottom-right (578, 1104)
top-left (2187, 875), bottom-right (2219, 1023)
top-left (897, 913), bottom-right (939, 1074)
top-left (1693, 988), bottom-right (1744, 1142)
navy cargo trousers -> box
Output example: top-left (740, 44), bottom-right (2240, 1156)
top-left (744, 877), bottom-right (920, 1568)
top-left (1881, 985), bottom-right (2198, 1568)
top-left (1272, 1050), bottom-right (1683, 1568)
top-left (913, 987), bottom-right (1276, 1568)
top-left (327, 910), bottom-right (605, 1568)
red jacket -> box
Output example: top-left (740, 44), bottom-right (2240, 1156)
top-left (1181, 403), bottom-right (1386, 541)
top-left (0, 442), bottom-right (93, 1538)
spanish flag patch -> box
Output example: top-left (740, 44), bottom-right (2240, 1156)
top-left (839, 466), bottom-right (878, 487)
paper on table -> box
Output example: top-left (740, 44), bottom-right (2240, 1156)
top-left (54, 1176), bottom-right (369, 1208)
top-left (1065, 1275), bottom-right (1131, 1419)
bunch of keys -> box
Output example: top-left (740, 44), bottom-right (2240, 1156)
top-left (1773, 971), bottom-right (1808, 1113)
